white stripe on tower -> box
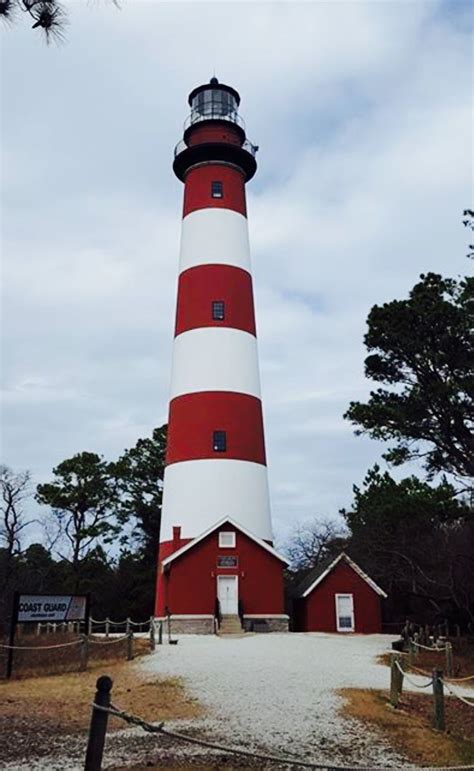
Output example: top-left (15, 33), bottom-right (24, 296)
top-left (179, 208), bottom-right (251, 274)
top-left (163, 460), bottom-right (272, 541)
top-left (170, 328), bottom-right (261, 400)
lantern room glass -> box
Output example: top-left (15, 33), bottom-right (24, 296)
top-left (191, 88), bottom-right (238, 118)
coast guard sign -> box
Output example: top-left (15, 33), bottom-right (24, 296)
top-left (17, 594), bottom-right (88, 622)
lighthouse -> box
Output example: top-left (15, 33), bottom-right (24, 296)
top-left (155, 79), bottom-right (289, 634)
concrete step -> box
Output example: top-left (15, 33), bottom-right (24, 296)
top-left (218, 615), bottom-right (243, 635)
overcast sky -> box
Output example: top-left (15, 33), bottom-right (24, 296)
top-left (1, 0), bottom-right (472, 546)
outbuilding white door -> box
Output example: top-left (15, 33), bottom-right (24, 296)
top-left (217, 576), bottom-right (238, 615)
top-left (335, 594), bottom-right (354, 632)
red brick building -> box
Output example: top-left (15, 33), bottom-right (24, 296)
top-left (293, 553), bottom-right (387, 633)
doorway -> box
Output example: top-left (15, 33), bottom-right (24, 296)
top-left (217, 575), bottom-right (238, 615)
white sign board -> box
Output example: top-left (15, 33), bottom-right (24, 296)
top-left (17, 595), bottom-right (88, 622)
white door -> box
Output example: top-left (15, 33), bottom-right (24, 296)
top-left (335, 594), bottom-right (354, 632)
top-left (217, 576), bottom-right (238, 615)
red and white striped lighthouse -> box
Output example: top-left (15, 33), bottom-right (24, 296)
top-left (155, 79), bottom-right (289, 634)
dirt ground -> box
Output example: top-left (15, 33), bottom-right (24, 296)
top-left (0, 656), bottom-right (203, 767)
top-left (340, 687), bottom-right (474, 768)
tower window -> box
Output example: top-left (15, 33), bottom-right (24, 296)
top-left (213, 430), bottom-right (227, 452)
top-left (212, 300), bottom-right (225, 321)
top-left (211, 181), bottom-right (223, 199)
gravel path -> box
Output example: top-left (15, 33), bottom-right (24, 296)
top-left (135, 632), bottom-right (408, 768)
top-left (7, 633), bottom-right (471, 769)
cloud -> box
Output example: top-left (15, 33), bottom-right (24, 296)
top-left (1, 1), bottom-right (471, 545)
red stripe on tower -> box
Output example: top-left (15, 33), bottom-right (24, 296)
top-left (166, 391), bottom-right (266, 465)
top-left (175, 265), bottom-right (256, 336)
top-left (183, 165), bottom-right (247, 217)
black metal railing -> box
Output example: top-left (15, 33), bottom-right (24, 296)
top-left (174, 138), bottom-right (258, 159)
top-left (214, 597), bottom-right (222, 629)
top-left (238, 600), bottom-right (244, 629)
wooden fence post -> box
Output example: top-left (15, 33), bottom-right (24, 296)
top-left (36, 623), bottom-right (41, 636)
top-left (127, 631), bottom-right (133, 661)
top-left (445, 642), bottom-right (453, 677)
top-left (390, 653), bottom-right (403, 707)
top-left (125, 618), bottom-right (130, 635)
top-left (432, 669), bottom-right (445, 731)
top-left (149, 618), bottom-right (155, 651)
top-left (84, 675), bottom-right (113, 771)
top-left (80, 634), bottom-right (89, 672)
top-left (158, 621), bottom-right (163, 645)
top-left (88, 617), bottom-right (93, 636)
top-left (105, 618), bottom-right (110, 638)
top-left (413, 632), bottom-right (419, 657)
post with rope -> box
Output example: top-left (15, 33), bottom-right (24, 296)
top-left (390, 653), bottom-right (403, 707)
top-left (445, 642), bottom-right (453, 677)
top-left (127, 631), bottom-right (133, 661)
top-left (125, 617), bottom-right (130, 635)
top-left (149, 618), bottom-right (156, 651)
top-left (408, 639), bottom-right (414, 666)
top-left (432, 668), bottom-right (445, 731)
top-left (158, 620), bottom-right (163, 645)
top-left (105, 618), bottom-right (110, 638)
top-left (413, 631), bottom-right (419, 656)
top-left (85, 675), bottom-right (113, 771)
top-left (80, 634), bottom-right (89, 672)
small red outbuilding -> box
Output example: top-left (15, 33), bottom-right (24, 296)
top-left (293, 552), bottom-right (387, 633)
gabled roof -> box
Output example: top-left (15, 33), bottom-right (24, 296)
top-left (294, 552), bottom-right (387, 599)
top-left (161, 516), bottom-right (290, 567)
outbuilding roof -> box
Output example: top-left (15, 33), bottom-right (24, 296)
top-left (161, 516), bottom-right (290, 567)
top-left (294, 552), bottom-right (387, 599)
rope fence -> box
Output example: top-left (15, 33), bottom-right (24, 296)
top-left (412, 641), bottom-right (447, 652)
top-left (441, 679), bottom-right (474, 708)
top-left (84, 675), bottom-right (474, 771)
top-left (88, 635), bottom-right (129, 645)
top-left (0, 622), bottom-right (161, 678)
top-left (0, 639), bottom-right (83, 651)
top-left (390, 651), bottom-right (474, 730)
top-left (394, 660), bottom-right (433, 689)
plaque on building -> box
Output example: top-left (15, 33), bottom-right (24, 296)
top-left (217, 555), bottom-right (238, 568)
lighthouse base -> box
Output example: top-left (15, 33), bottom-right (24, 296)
top-left (155, 615), bottom-right (215, 635)
top-left (154, 613), bottom-right (290, 636)
top-left (242, 615), bottom-right (289, 633)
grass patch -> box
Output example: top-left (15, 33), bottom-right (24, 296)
top-left (340, 687), bottom-right (474, 767)
top-left (0, 656), bottom-right (203, 765)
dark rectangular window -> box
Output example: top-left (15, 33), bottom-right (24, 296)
top-left (212, 300), bottom-right (225, 320)
top-left (213, 430), bottom-right (227, 452)
top-left (211, 180), bottom-right (223, 198)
